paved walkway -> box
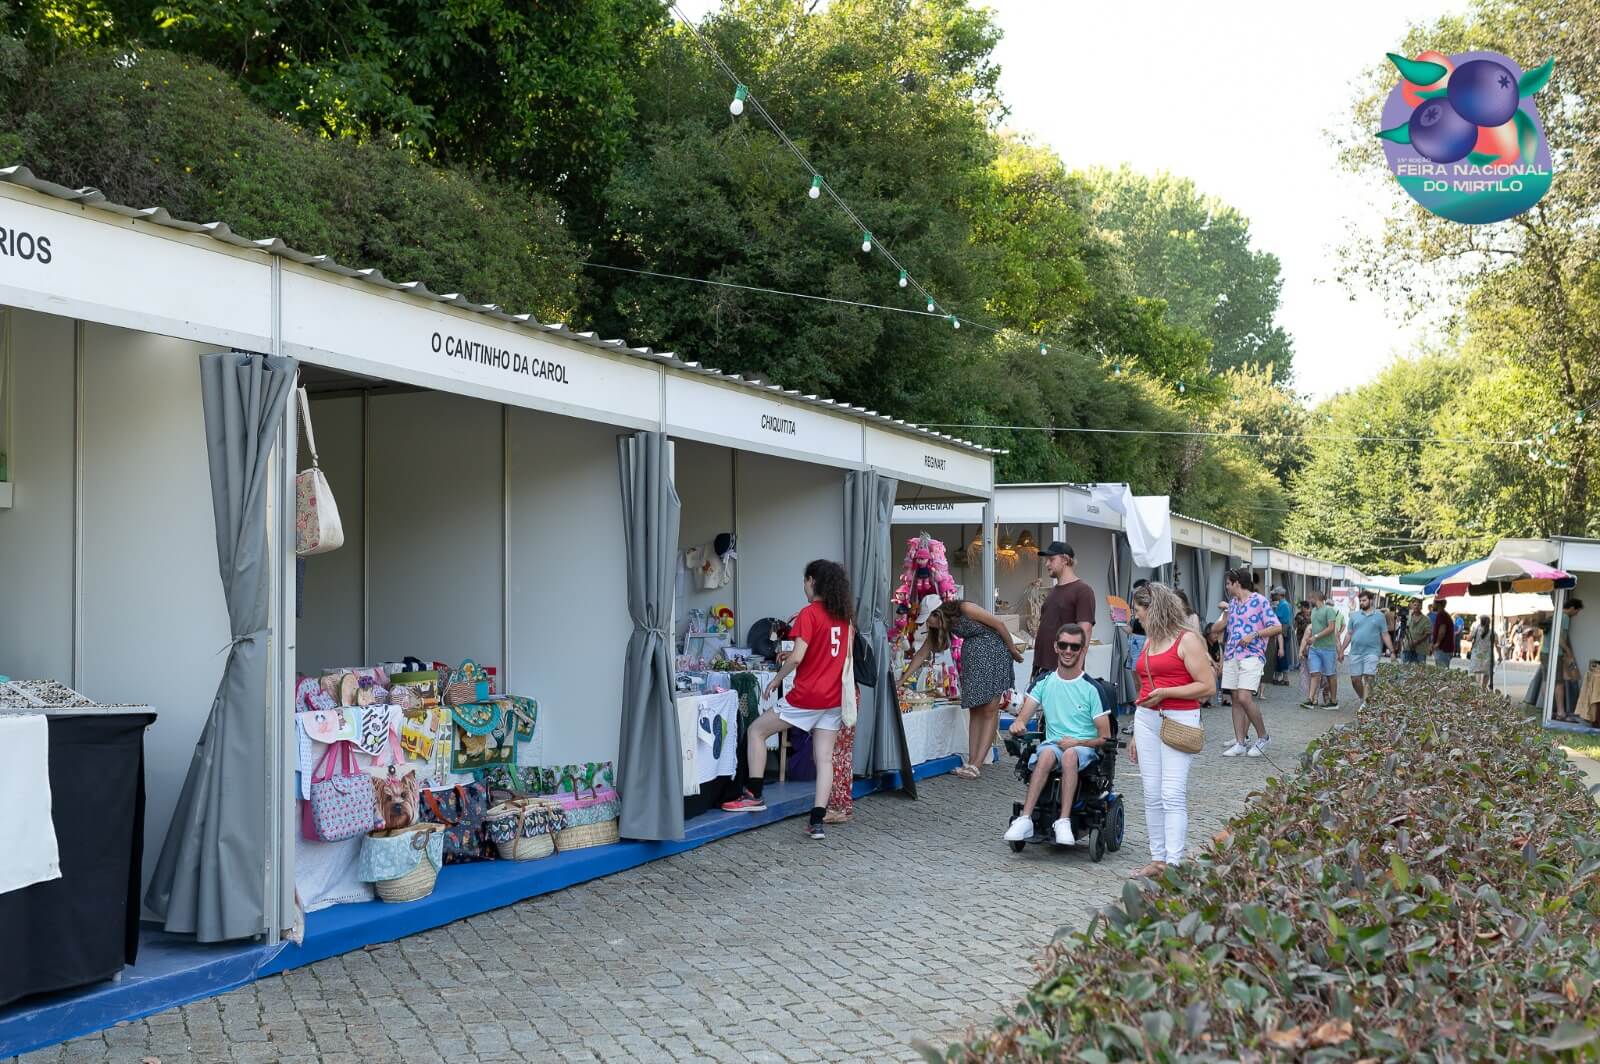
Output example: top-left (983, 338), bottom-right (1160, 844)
top-left (17, 690), bottom-right (1350, 1064)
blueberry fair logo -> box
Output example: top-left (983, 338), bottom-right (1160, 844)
top-left (1377, 50), bottom-right (1553, 224)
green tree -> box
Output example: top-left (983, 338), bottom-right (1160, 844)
top-left (1081, 166), bottom-right (1295, 381)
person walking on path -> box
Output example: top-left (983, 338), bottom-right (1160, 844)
top-left (1209, 568), bottom-right (1282, 757)
top-left (903, 596), bottom-right (1024, 779)
top-left (1299, 590), bottom-right (1342, 708)
top-left (1340, 591), bottom-right (1393, 709)
top-left (1029, 542), bottom-right (1096, 683)
top-left (1129, 582), bottom-right (1214, 879)
top-left (1432, 599), bottom-right (1457, 666)
top-left (722, 560), bottom-right (853, 840)
top-left (1403, 600), bottom-right (1431, 664)
top-left (1468, 614), bottom-right (1494, 691)
top-left (1269, 587), bottom-right (1294, 685)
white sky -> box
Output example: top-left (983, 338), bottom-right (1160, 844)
top-left (674, 0), bottom-right (1465, 400)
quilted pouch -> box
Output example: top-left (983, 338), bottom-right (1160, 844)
top-left (305, 740), bottom-right (380, 842)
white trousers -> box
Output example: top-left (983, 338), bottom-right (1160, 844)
top-left (1133, 707), bottom-right (1199, 864)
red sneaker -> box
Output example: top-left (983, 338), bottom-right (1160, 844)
top-left (720, 792), bottom-right (766, 812)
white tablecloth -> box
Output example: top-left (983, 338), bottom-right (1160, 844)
top-left (902, 701), bottom-right (976, 767)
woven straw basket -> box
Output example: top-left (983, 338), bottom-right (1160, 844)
top-left (486, 797), bottom-right (562, 861)
top-left (373, 822), bottom-right (445, 903)
top-left (554, 817), bottom-right (620, 852)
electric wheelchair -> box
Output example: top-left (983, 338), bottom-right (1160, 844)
top-left (1002, 674), bottom-right (1126, 861)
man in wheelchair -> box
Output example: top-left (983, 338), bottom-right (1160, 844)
top-left (1002, 623), bottom-right (1117, 851)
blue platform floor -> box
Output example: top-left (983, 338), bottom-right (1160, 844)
top-left (0, 755), bottom-right (961, 1059)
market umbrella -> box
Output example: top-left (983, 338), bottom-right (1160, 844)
top-left (1400, 558), bottom-right (1482, 586)
top-left (1422, 557), bottom-right (1574, 695)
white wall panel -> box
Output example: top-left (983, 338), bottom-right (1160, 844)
top-left (0, 309), bottom-right (75, 679)
top-left (76, 324), bottom-right (231, 902)
top-left (673, 440), bottom-right (735, 633)
top-left (296, 397), bottom-right (364, 673)
top-left (365, 392), bottom-right (504, 667)
top-left (736, 453), bottom-right (845, 631)
top-left (506, 411), bottom-right (631, 767)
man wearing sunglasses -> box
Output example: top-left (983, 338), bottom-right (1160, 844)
top-left (1004, 623), bottom-right (1111, 846)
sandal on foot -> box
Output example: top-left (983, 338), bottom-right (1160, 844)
top-left (823, 809), bottom-right (851, 824)
top-left (952, 764), bottom-right (980, 780)
top-left (1130, 862), bottom-right (1167, 880)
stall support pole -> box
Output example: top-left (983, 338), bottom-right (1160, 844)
top-left (1543, 585), bottom-right (1566, 727)
top-left (263, 258), bottom-right (293, 945)
top-left (981, 496), bottom-right (996, 610)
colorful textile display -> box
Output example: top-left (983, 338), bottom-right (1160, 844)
top-left (889, 533), bottom-right (959, 643)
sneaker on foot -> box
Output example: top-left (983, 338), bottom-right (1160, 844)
top-left (1004, 814), bottom-right (1034, 842)
top-left (1326, 701), bottom-right (1340, 709)
top-left (1052, 818), bottom-right (1075, 846)
top-left (1221, 742), bottom-right (1248, 757)
top-left (805, 822), bottom-right (825, 840)
top-left (1298, 700), bottom-right (1317, 710)
top-left (720, 791), bottom-right (766, 812)
top-left (1248, 736), bottom-right (1271, 757)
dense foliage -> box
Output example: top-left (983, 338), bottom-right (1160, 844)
top-left (933, 668), bottom-right (1600, 1062)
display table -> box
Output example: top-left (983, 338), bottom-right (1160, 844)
top-left (0, 684), bottom-right (155, 1008)
top-left (901, 701), bottom-right (976, 767)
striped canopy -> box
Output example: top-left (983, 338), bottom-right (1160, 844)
top-left (1423, 556), bottom-right (1576, 597)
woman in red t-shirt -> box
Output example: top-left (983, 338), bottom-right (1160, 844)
top-left (721, 559), bottom-right (854, 840)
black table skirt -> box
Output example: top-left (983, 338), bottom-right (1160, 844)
top-left (0, 712), bottom-right (155, 1008)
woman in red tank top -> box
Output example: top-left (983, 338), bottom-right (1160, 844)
top-left (1129, 582), bottom-right (1214, 879)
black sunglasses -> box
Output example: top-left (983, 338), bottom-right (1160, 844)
top-left (1056, 641), bottom-right (1084, 651)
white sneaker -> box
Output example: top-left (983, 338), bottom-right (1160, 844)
top-left (1248, 736), bottom-right (1271, 757)
top-left (1052, 818), bottom-right (1075, 846)
top-left (1004, 814), bottom-right (1034, 842)
top-left (1221, 742), bottom-right (1248, 757)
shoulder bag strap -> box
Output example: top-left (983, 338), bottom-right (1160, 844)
top-left (422, 788), bottom-right (458, 826)
top-left (297, 386), bottom-right (321, 470)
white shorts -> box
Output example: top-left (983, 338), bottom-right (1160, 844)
top-left (776, 699), bottom-right (842, 733)
top-left (1347, 652), bottom-right (1379, 676)
top-left (1221, 656), bottom-right (1264, 692)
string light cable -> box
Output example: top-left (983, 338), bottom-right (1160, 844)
top-left (910, 422), bottom-right (1539, 447)
top-left (665, 3), bottom-right (1012, 339)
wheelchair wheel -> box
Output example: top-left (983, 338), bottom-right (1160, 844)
top-left (1105, 801), bottom-right (1125, 853)
top-left (1008, 839), bottom-right (1026, 853)
top-left (1088, 827), bottom-right (1105, 863)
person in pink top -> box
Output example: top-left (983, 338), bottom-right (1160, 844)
top-left (1207, 568), bottom-right (1283, 759)
top-left (1130, 582), bottom-right (1215, 879)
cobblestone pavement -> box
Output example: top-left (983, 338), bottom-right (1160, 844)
top-left (19, 690), bottom-right (1352, 1064)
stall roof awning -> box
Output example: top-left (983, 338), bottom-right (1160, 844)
top-left (1399, 559), bottom-right (1483, 585)
top-left (0, 165), bottom-right (1003, 462)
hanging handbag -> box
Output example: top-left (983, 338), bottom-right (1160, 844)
top-left (305, 740), bottom-right (381, 841)
top-left (420, 781), bottom-right (494, 863)
top-left (295, 386), bottom-right (345, 556)
top-left (1140, 646), bottom-right (1205, 755)
top-left (445, 659), bottom-right (491, 705)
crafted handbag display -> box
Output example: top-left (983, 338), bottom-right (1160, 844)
top-left (305, 740), bottom-right (381, 841)
top-left (295, 387), bottom-right (345, 557)
top-left (420, 781), bottom-right (494, 863)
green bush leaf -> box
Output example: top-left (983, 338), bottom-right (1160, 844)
top-left (1519, 57), bottom-right (1554, 96)
top-left (1378, 123), bottom-right (1412, 145)
top-left (1532, 1022), bottom-right (1599, 1051)
top-left (1388, 52), bottom-right (1448, 85)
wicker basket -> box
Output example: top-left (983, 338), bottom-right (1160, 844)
top-left (554, 817), bottom-right (620, 851)
top-left (372, 822), bottom-right (445, 903)
top-left (486, 797), bottom-right (562, 861)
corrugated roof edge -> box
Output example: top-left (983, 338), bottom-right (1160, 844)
top-left (0, 165), bottom-right (1004, 457)
top-left (1170, 509), bottom-right (1257, 545)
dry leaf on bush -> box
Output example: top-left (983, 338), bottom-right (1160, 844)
top-left (1309, 1019), bottom-right (1354, 1046)
top-left (1264, 1027), bottom-right (1306, 1049)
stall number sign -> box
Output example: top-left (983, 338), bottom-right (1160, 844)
top-left (431, 331), bottom-right (569, 384)
top-left (0, 220), bottom-right (53, 265)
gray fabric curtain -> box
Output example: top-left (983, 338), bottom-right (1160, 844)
top-left (617, 431), bottom-right (684, 841)
top-left (1195, 549), bottom-right (1213, 613)
top-left (844, 471), bottom-right (902, 780)
top-left (145, 351), bottom-right (296, 941)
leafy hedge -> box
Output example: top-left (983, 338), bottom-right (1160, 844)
top-left (934, 667), bottom-right (1600, 1062)
top-left (0, 48), bottom-right (580, 322)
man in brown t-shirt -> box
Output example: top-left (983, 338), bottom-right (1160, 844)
top-left (1031, 541), bottom-right (1096, 681)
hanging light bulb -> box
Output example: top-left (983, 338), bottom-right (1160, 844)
top-left (1577, 410), bottom-right (1586, 424)
top-left (948, 315), bottom-right (960, 329)
top-left (729, 85), bottom-right (747, 116)
top-left (926, 298), bottom-right (936, 313)
top-left (809, 174), bottom-right (822, 199)
top-left (898, 270), bottom-right (908, 288)
top-left (1178, 381), bottom-right (1186, 394)
top-left (1039, 342), bottom-right (1049, 355)
top-left (861, 231), bottom-right (873, 253)
top-left (1113, 364), bottom-right (1122, 377)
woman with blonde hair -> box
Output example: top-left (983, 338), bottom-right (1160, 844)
top-left (1129, 581), bottom-right (1215, 879)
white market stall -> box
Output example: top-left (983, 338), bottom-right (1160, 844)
top-left (0, 165), bottom-right (998, 993)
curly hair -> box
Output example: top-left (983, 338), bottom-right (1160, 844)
top-left (804, 559), bottom-right (854, 625)
top-left (925, 600), bottom-right (967, 653)
top-left (1132, 581), bottom-right (1190, 648)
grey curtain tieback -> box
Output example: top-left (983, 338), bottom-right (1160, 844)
top-left (216, 628), bottom-right (268, 656)
top-left (642, 626), bottom-right (668, 639)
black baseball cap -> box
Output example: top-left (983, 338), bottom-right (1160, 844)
top-left (1039, 541), bottom-right (1075, 558)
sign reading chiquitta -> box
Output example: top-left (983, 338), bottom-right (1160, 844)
top-left (431, 331), bottom-right (569, 383)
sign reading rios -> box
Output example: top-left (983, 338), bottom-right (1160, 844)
top-left (0, 222), bottom-right (52, 265)
top-left (431, 331), bottom-right (569, 384)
